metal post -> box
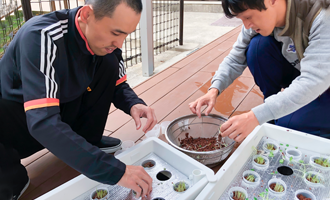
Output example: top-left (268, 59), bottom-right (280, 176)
top-left (140, 0), bottom-right (154, 77)
top-left (179, 0), bottom-right (184, 45)
top-left (21, 0), bottom-right (33, 21)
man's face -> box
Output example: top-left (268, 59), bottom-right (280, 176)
top-left (84, 4), bottom-right (141, 56)
top-left (235, 0), bottom-right (278, 36)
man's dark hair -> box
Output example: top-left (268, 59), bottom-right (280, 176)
top-left (86, 0), bottom-right (143, 19)
top-left (222, 0), bottom-right (267, 18)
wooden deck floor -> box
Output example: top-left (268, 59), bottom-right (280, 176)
top-left (20, 25), bottom-right (264, 200)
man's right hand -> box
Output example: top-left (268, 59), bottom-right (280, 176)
top-left (117, 165), bottom-right (153, 198)
top-left (189, 88), bottom-right (219, 117)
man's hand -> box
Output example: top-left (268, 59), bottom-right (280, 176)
top-left (189, 88), bottom-right (219, 117)
top-left (117, 165), bottom-right (153, 198)
top-left (220, 111), bottom-right (259, 142)
top-left (130, 104), bottom-right (157, 133)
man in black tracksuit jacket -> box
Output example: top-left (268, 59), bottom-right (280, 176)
top-left (0, 1), bottom-right (156, 199)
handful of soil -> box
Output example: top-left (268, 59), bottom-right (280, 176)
top-left (297, 194), bottom-right (311, 200)
top-left (179, 132), bottom-right (227, 152)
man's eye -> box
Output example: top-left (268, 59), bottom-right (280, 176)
top-left (112, 32), bottom-right (119, 36)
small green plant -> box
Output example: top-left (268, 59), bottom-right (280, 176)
top-left (269, 150), bottom-right (274, 158)
top-left (314, 157), bottom-right (330, 167)
top-left (233, 191), bottom-right (245, 200)
top-left (259, 188), bottom-right (275, 200)
top-left (245, 174), bottom-right (255, 182)
top-left (254, 156), bottom-right (265, 164)
top-left (306, 173), bottom-right (321, 183)
top-left (266, 143), bottom-right (275, 150)
top-left (93, 189), bottom-right (107, 199)
top-left (273, 183), bottom-right (284, 192)
top-left (174, 182), bottom-right (187, 192)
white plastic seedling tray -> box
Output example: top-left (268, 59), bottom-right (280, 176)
top-left (196, 123), bottom-right (330, 200)
top-left (36, 137), bottom-right (215, 200)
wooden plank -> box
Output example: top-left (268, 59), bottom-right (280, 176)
top-left (230, 85), bottom-right (264, 117)
top-left (105, 41), bottom-right (233, 132)
top-left (110, 71), bottom-right (213, 141)
top-left (171, 26), bottom-right (241, 69)
top-left (21, 149), bottom-right (49, 167)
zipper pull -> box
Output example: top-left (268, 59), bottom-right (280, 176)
top-left (93, 55), bottom-right (96, 63)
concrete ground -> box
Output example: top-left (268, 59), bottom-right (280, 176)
top-left (126, 11), bottom-right (242, 88)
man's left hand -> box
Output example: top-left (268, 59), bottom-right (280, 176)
top-left (220, 111), bottom-right (259, 142)
top-left (131, 104), bottom-right (157, 133)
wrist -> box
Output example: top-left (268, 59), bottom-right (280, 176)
top-left (208, 88), bottom-right (219, 96)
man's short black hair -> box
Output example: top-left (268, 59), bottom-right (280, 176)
top-left (86, 0), bottom-right (143, 19)
top-left (222, 0), bottom-right (267, 18)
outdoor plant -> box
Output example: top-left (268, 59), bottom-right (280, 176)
top-left (174, 181), bottom-right (187, 192)
top-left (314, 157), bottom-right (330, 167)
top-left (244, 174), bottom-right (255, 182)
top-left (232, 191), bottom-right (245, 200)
top-left (269, 182), bottom-right (284, 193)
top-left (254, 156), bottom-right (265, 165)
top-left (92, 189), bottom-right (108, 199)
top-left (306, 173), bottom-right (321, 183)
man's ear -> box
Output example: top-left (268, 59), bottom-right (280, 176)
top-left (80, 5), bottom-right (94, 24)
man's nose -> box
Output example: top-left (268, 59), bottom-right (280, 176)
top-left (114, 38), bottom-right (126, 49)
top-left (242, 20), bottom-right (252, 29)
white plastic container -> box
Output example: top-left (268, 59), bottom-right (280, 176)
top-left (252, 155), bottom-right (269, 170)
top-left (89, 187), bottom-right (109, 200)
top-left (195, 123), bottom-right (330, 200)
top-left (309, 155), bottom-right (330, 171)
top-left (285, 148), bottom-right (302, 161)
top-left (35, 138), bottom-right (215, 200)
top-left (241, 170), bottom-right (260, 187)
top-left (304, 171), bottom-right (324, 187)
top-left (267, 178), bottom-right (287, 197)
top-left (227, 187), bottom-right (248, 200)
top-left (294, 189), bottom-right (317, 200)
top-left (262, 139), bottom-right (279, 155)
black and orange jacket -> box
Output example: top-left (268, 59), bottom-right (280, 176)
top-left (0, 7), bottom-right (145, 184)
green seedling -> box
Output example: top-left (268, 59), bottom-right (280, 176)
top-left (273, 182), bottom-right (284, 192)
top-left (266, 143), bottom-right (275, 151)
top-left (269, 150), bottom-right (274, 158)
top-left (314, 158), bottom-right (330, 167)
top-left (255, 156), bottom-right (265, 165)
top-left (245, 174), bottom-right (255, 182)
top-left (306, 173), bottom-right (321, 183)
top-left (232, 191), bottom-right (245, 200)
top-left (174, 182), bottom-right (187, 192)
top-left (259, 188), bottom-right (275, 200)
top-left (93, 189), bottom-right (108, 199)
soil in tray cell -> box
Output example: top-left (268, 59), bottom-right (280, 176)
top-left (297, 194), bottom-right (312, 200)
top-left (269, 183), bottom-right (285, 192)
top-left (179, 132), bottom-right (226, 151)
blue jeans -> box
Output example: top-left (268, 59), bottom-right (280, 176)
top-left (246, 34), bottom-right (330, 138)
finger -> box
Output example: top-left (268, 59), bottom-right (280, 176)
top-left (204, 101), bottom-right (214, 116)
top-left (138, 170), bottom-right (153, 196)
top-left (142, 109), bottom-right (154, 133)
top-left (131, 183), bottom-right (142, 198)
top-left (189, 101), bottom-right (197, 114)
top-left (228, 129), bottom-right (240, 140)
top-left (220, 120), bottom-right (233, 136)
top-left (136, 178), bottom-right (149, 197)
top-left (195, 100), bottom-right (204, 118)
top-left (132, 113), bottom-right (142, 130)
top-left (234, 133), bottom-right (246, 143)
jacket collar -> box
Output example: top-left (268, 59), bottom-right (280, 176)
top-left (68, 7), bottom-right (95, 55)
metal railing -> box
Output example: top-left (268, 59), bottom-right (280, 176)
top-left (1, 0), bottom-right (183, 69)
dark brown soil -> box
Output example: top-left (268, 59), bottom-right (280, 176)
top-left (179, 133), bottom-right (226, 151)
top-left (232, 191), bottom-right (245, 200)
top-left (142, 162), bottom-right (154, 168)
top-left (297, 194), bottom-right (311, 200)
top-left (269, 183), bottom-right (284, 192)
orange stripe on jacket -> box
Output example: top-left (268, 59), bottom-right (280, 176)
top-left (116, 74), bottom-right (127, 86)
top-left (24, 98), bottom-right (59, 112)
